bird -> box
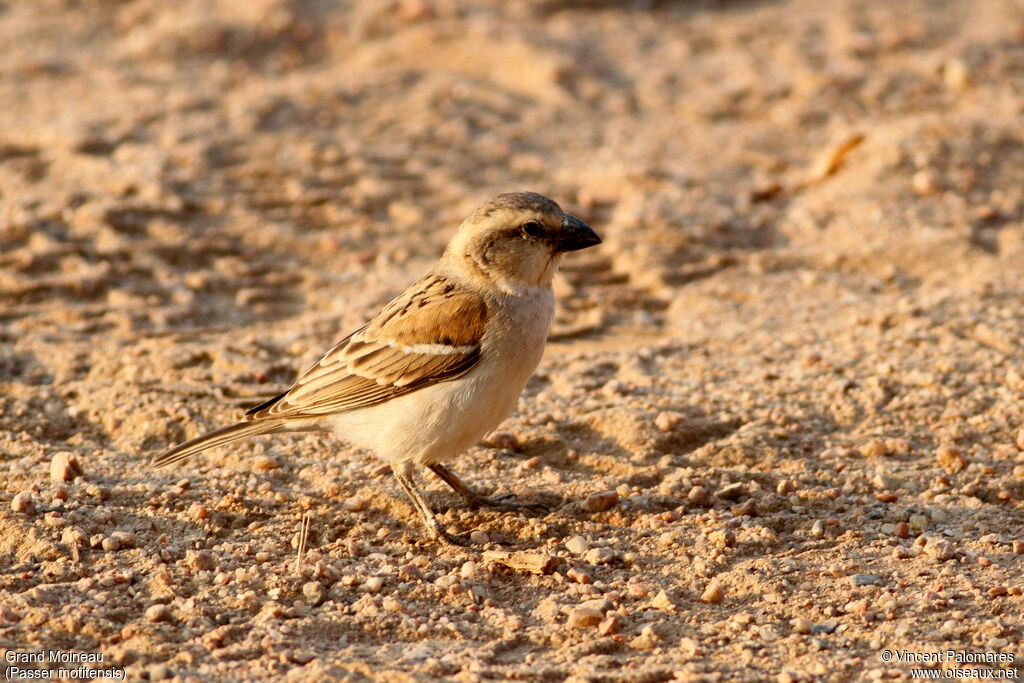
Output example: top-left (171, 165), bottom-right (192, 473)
top-left (152, 191), bottom-right (601, 545)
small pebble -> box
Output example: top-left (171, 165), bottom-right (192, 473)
top-left (253, 456), bottom-right (280, 471)
top-left (343, 496), bottom-right (367, 512)
top-left (302, 581), bottom-right (325, 605)
top-left (850, 574), bottom-right (880, 586)
top-left (187, 550), bottom-right (215, 571)
top-left (145, 604), bottom-right (173, 623)
top-left (188, 503), bottom-right (208, 522)
top-left (936, 445), bottom-right (966, 474)
top-left (860, 439), bottom-right (888, 458)
top-left (943, 57), bottom-right (971, 91)
top-left (792, 617), bottom-right (812, 634)
top-left (398, 563), bottom-right (422, 580)
top-left (909, 514), bottom-right (929, 532)
top-left (629, 624), bottom-right (660, 651)
top-left (101, 537), bottom-right (120, 552)
top-left (654, 411), bottom-right (683, 432)
top-left (679, 637), bottom-right (702, 657)
top-left (363, 577), bottom-right (384, 593)
top-left (565, 535), bottom-right (590, 555)
top-left (924, 539), bottom-right (956, 561)
top-left (567, 605), bottom-right (603, 629)
top-left (579, 598), bottom-right (613, 613)
top-left (31, 586), bottom-right (58, 603)
top-left (987, 586), bottom-right (1008, 598)
top-left (1016, 428), bottom-right (1024, 451)
top-left (582, 491), bottom-right (619, 513)
top-left (708, 529), bottom-right (735, 548)
top-left (650, 590), bottom-right (675, 611)
top-left (912, 169), bottom-right (942, 195)
top-left (602, 379), bottom-right (629, 397)
top-left (584, 548), bottom-right (616, 565)
top-left (700, 581), bottom-right (724, 604)
top-left (812, 619), bottom-right (840, 635)
top-left (85, 484), bottom-right (107, 500)
top-left (872, 473), bottom-right (901, 491)
top-left (481, 431), bottom-right (520, 451)
top-left (50, 451), bottom-right (84, 482)
top-left (627, 583), bottom-right (652, 598)
top-left (469, 530), bottom-right (489, 545)
top-left (687, 486), bottom-right (709, 506)
top-left (1013, 540), bottom-right (1024, 555)
top-left (566, 567), bottom-right (593, 584)
top-left (460, 561), bottom-right (478, 579)
top-left (148, 664), bottom-right (171, 681)
top-left (598, 612), bottom-right (621, 636)
top-left (895, 522), bottom-right (911, 538)
top-left (716, 482), bottom-right (744, 500)
top-left (61, 526), bottom-right (86, 548)
top-left (93, 506), bottom-right (114, 524)
top-left (261, 602), bottom-right (285, 619)
top-left (731, 498), bottom-right (758, 517)
top-left (892, 546), bottom-right (915, 559)
top-left (11, 491), bottom-right (35, 515)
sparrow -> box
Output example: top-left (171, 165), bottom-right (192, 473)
top-left (153, 191), bottom-right (601, 545)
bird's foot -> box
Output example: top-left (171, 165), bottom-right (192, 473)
top-left (427, 463), bottom-right (549, 515)
top-left (426, 519), bottom-right (475, 548)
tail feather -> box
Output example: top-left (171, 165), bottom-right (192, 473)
top-left (153, 420), bottom-right (282, 469)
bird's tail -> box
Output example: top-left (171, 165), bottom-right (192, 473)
top-left (152, 420), bottom-right (283, 469)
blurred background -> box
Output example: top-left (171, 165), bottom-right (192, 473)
top-left (3, 0), bottom-right (1022, 338)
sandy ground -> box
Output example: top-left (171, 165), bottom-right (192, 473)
top-left (2, 0), bottom-right (1024, 681)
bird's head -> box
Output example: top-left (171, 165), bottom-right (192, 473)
top-left (442, 191), bottom-right (601, 295)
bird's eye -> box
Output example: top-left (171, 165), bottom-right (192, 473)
top-left (521, 221), bottom-right (544, 239)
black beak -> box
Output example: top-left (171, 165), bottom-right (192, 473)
top-left (553, 213), bottom-right (601, 252)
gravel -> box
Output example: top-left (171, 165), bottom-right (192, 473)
top-left (2, 0), bottom-right (1023, 680)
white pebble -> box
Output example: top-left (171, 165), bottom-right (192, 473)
top-left (565, 535), bottom-right (590, 555)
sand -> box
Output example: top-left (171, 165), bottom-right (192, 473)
top-left (2, 0), bottom-right (1023, 681)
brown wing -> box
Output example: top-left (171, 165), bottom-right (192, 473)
top-left (247, 273), bottom-right (488, 420)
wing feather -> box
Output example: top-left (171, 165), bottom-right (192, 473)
top-left (247, 273), bottom-right (488, 420)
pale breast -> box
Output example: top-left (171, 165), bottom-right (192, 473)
top-left (327, 288), bottom-right (554, 466)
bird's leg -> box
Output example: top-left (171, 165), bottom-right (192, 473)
top-left (391, 463), bottom-right (470, 547)
top-left (428, 463), bottom-right (549, 514)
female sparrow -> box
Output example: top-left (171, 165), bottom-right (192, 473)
top-left (153, 191), bottom-right (600, 545)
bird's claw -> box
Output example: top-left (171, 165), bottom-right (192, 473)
top-left (427, 522), bottom-right (476, 549)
